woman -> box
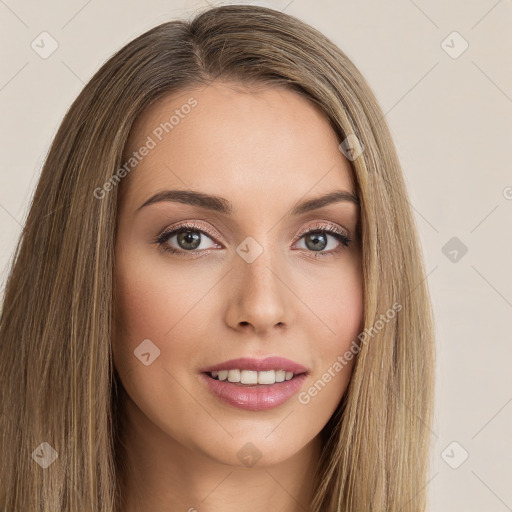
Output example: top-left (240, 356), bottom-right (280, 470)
top-left (0, 4), bottom-right (435, 511)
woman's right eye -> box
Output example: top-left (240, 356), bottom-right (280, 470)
top-left (154, 223), bottom-right (221, 256)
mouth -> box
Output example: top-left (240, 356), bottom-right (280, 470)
top-left (198, 356), bottom-right (310, 410)
top-left (198, 356), bottom-right (309, 386)
top-left (204, 368), bottom-right (307, 386)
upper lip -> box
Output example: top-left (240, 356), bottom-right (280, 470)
top-left (199, 357), bottom-right (309, 375)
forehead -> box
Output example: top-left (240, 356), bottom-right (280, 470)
top-left (121, 82), bottom-right (356, 209)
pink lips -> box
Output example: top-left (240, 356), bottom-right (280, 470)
top-left (198, 356), bottom-right (309, 411)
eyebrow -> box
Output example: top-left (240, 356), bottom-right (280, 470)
top-left (136, 189), bottom-right (359, 215)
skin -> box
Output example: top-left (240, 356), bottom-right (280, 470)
top-left (112, 81), bottom-right (364, 512)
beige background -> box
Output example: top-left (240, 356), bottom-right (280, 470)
top-left (1, 0), bottom-right (511, 510)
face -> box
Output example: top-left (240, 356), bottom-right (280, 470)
top-left (113, 82), bottom-right (364, 469)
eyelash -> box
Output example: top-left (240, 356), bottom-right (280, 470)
top-left (153, 221), bottom-right (352, 259)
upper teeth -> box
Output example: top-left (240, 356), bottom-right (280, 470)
top-left (210, 369), bottom-right (295, 384)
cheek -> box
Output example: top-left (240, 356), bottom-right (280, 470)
top-left (306, 249), bottom-right (364, 344)
top-left (297, 255), bottom-right (363, 414)
top-left (114, 240), bottom-right (203, 335)
top-left (327, 272), bottom-right (363, 329)
top-left (112, 250), bottom-right (220, 379)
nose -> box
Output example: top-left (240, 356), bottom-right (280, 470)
top-left (224, 245), bottom-right (293, 335)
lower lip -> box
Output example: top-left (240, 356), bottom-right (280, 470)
top-left (199, 372), bottom-right (308, 411)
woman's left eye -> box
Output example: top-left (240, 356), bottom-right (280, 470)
top-left (294, 226), bottom-right (352, 257)
top-left (153, 222), bottom-right (352, 257)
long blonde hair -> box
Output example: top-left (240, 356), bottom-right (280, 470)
top-left (0, 4), bottom-right (435, 511)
